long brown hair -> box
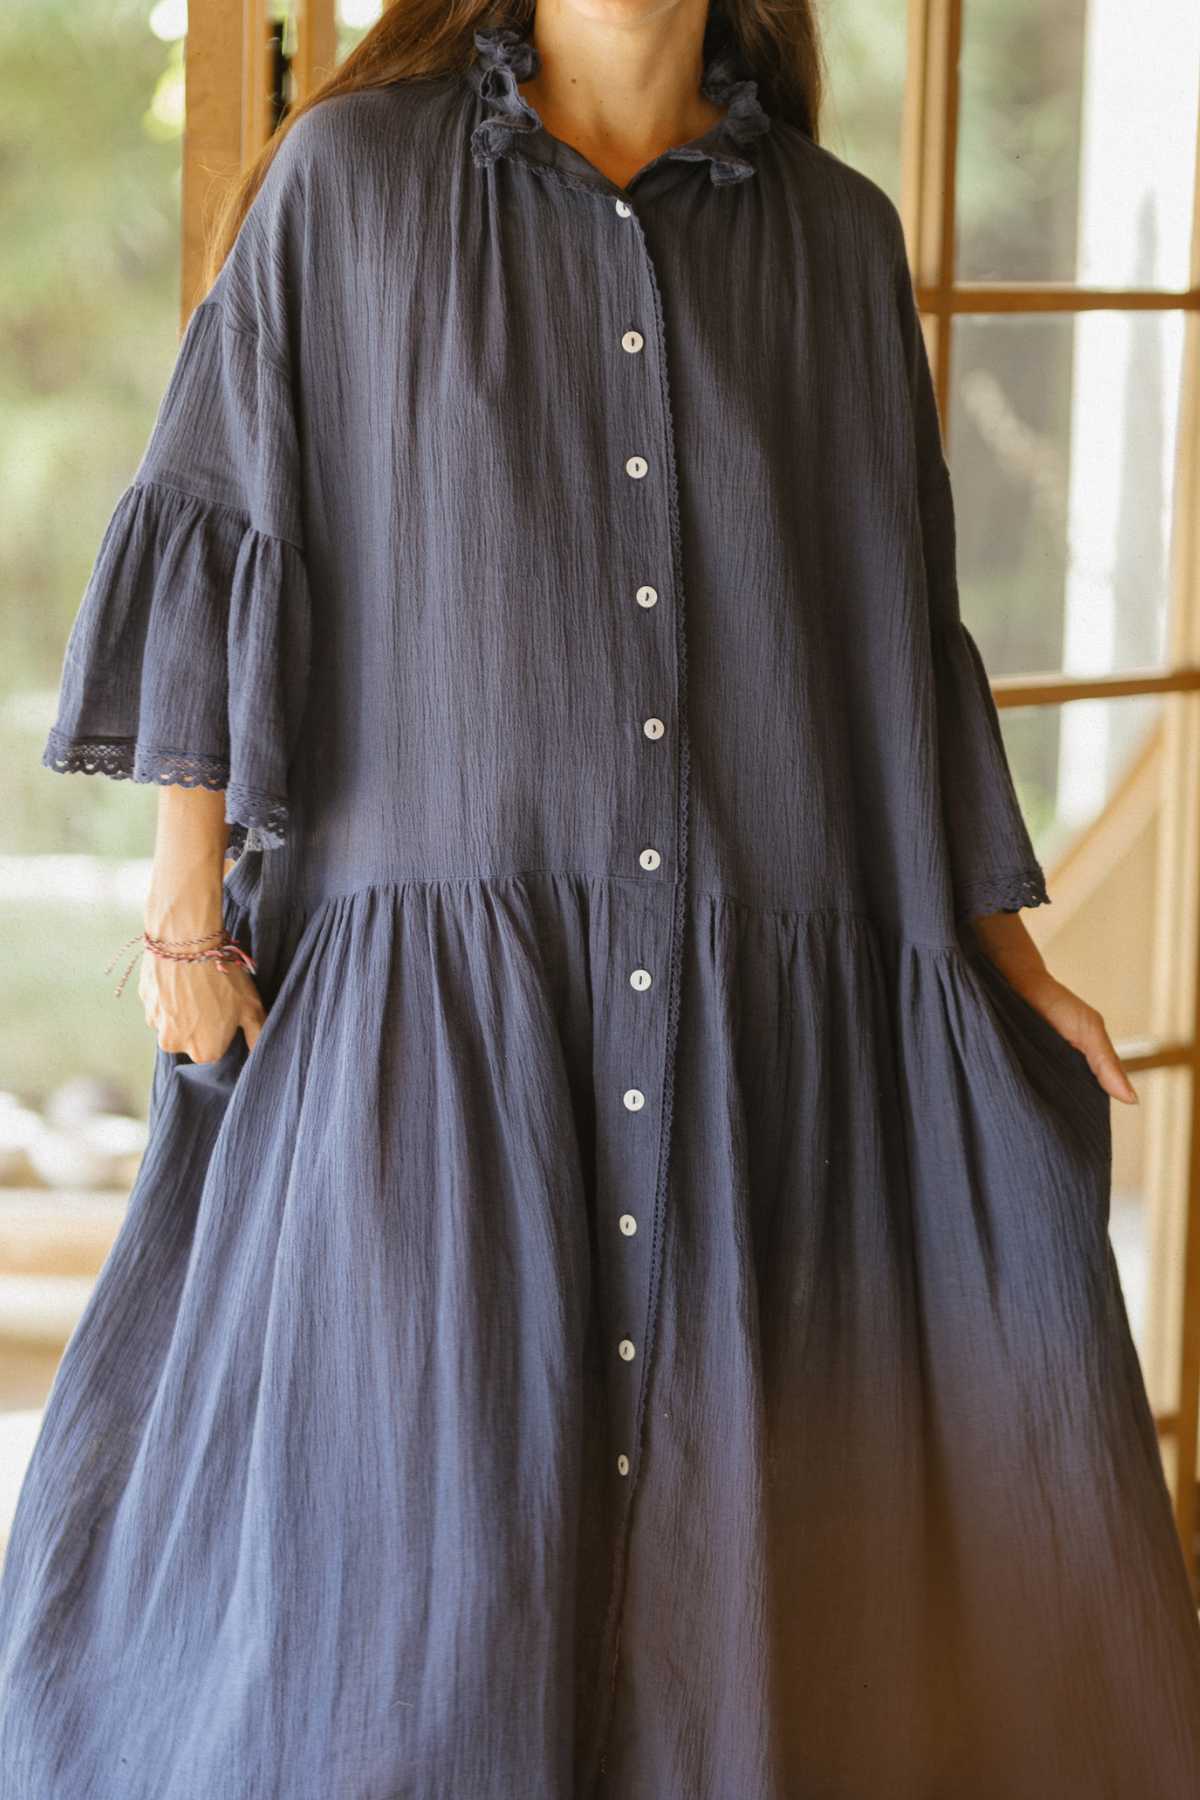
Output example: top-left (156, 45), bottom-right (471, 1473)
top-left (202, 0), bottom-right (825, 290)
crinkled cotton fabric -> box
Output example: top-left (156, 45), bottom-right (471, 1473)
top-left (4, 16), bottom-right (1200, 1798)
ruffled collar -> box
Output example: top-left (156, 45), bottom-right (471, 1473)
top-left (466, 18), bottom-right (771, 187)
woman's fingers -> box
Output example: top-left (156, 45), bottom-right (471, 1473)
top-left (138, 956), bottom-right (265, 1064)
top-left (240, 990), bottom-right (267, 1053)
top-left (1079, 1013), bottom-right (1139, 1107)
top-left (1021, 973), bottom-right (1138, 1106)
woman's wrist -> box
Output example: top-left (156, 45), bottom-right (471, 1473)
top-left (968, 910), bottom-right (1048, 983)
top-left (144, 871), bottom-right (226, 941)
top-left (142, 918), bottom-right (227, 946)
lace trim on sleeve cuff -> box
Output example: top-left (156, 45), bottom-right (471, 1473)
top-left (41, 728), bottom-right (288, 853)
top-left (956, 865), bottom-right (1051, 925)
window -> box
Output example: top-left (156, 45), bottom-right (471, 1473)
top-left (897, 0), bottom-right (1200, 1580)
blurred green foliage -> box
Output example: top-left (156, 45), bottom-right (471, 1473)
top-left (1, 0), bottom-right (184, 696)
top-left (1, 1), bottom-right (183, 1102)
top-left (0, 898), bottom-right (157, 1108)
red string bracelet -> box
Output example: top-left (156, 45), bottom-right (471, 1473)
top-left (105, 928), bottom-right (258, 999)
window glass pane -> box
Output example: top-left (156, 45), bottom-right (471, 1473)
top-left (958, 0), bottom-right (1200, 286)
top-left (0, 861), bottom-right (157, 1103)
top-left (3, 4), bottom-right (179, 1078)
top-left (817, 0), bottom-right (906, 210)
top-left (337, 0), bottom-right (382, 63)
top-left (948, 312), bottom-right (1185, 679)
top-left (1000, 694), bottom-right (1164, 1045)
top-left (2, 0), bottom-right (183, 1554)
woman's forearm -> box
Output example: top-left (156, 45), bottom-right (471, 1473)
top-left (969, 909), bottom-right (1137, 1104)
top-left (144, 785), bottom-right (229, 939)
top-left (137, 786), bottom-right (266, 1060)
top-left (967, 909), bottom-right (1046, 983)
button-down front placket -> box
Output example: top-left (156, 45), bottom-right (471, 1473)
top-left (586, 190), bottom-right (690, 1531)
top-left (567, 188), bottom-right (700, 1800)
top-left (465, 29), bottom-right (771, 1791)
top-left (468, 126), bottom-right (686, 1587)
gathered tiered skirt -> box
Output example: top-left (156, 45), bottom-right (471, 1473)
top-left (1, 846), bottom-right (1198, 1800)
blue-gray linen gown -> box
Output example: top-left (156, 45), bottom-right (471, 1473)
top-left (4, 19), bottom-right (1200, 1799)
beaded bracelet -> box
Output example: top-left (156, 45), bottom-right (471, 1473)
top-left (105, 927), bottom-right (258, 999)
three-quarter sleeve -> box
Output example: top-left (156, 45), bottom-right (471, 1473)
top-left (891, 220), bottom-right (1050, 926)
top-left (42, 163), bottom-right (312, 858)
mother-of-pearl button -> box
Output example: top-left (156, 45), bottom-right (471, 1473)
top-left (618, 1338), bottom-right (637, 1361)
top-left (636, 585), bottom-right (658, 608)
top-left (619, 1213), bottom-right (638, 1235)
top-left (643, 717), bottom-right (665, 739)
top-left (625, 455), bottom-right (648, 479)
top-left (621, 330), bottom-right (644, 353)
top-left (623, 1088), bottom-right (645, 1111)
top-left (630, 968), bottom-right (651, 990)
top-left (617, 1453), bottom-right (630, 1475)
top-left (615, 198), bottom-right (633, 217)
top-left (638, 847), bottom-right (661, 871)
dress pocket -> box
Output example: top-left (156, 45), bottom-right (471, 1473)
top-left (964, 943), bottom-right (1113, 1189)
top-left (167, 869), bottom-right (258, 1105)
top-left (170, 1027), bottom-right (250, 1107)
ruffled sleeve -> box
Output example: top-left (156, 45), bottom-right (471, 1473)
top-left (891, 222), bottom-right (1051, 926)
top-left (41, 163), bottom-right (312, 859)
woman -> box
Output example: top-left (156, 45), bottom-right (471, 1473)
top-left (3, 0), bottom-right (1199, 1793)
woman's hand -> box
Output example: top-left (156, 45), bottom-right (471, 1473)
top-left (970, 910), bottom-right (1138, 1106)
top-left (140, 785), bottom-right (267, 1063)
top-left (138, 950), bottom-right (267, 1063)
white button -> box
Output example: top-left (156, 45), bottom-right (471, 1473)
top-left (629, 968), bottom-right (652, 991)
top-left (616, 1453), bottom-right (630, 1475)
top-left (638, 847), bottom-right (661, 871)
top-left (615, 198), bottom-right (633, 217)
top-left (623, 1088), bottom-right (645, 1112)
top-left (625, 455), bottom-right (648, 479)
top-left (619, 1213), bottom-right (638, 1236)
top-left (636, 585), bottom-right (658, 609)
top-left (621, 330), bottom-right (644, 354)
top-left (643, 717), bottom-right (665, 740)
top-left (618, 1338), bottom-right (637, 1361)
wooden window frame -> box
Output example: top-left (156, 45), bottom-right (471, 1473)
top-left (179, 1), bottom-right (336, 320)
top-left (904, 0), bottom-right (1200, 1587)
